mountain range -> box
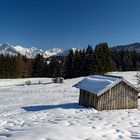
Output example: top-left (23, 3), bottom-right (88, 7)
top-left (0, 43), bottom-right (62, 58)
top-left (0, 42), bottom-right (140, 58)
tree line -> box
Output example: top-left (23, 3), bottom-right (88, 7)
top-left (0, 42), bottom-right (139, 78)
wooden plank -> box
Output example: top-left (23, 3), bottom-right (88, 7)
top-left (124, 82), bottom-right (126, 109)
top-left (126, 84), bottom-right (129, 109)
top-left (116, 83), bottom-right (119, 109)
top-left (100, 95), bottom-right (103, 110)
top-left (107, 90), bottom-right (110, 110)
top-left (108, 90), bottom-right (110, 110)
top-left (102, 93), bottom-right (105, 110)
top-left (79, 90), bottom-right (82, 105)
top-left (111, 86), bottom-right (114, 110)
top-left (104, 91), bottom-right (107, 110)
top-left (97, 96), bottom-right (99, 110)
top-left (110, 87), bottom-right (113, 110)
top-left (89, 93), bottom-right (91, 107)
top-left (119, 82), bottom-right (122, 109)
top-left (105, 91), bottom-right (107, 110)
top-left (99, 95), bottom-right (102, 110)
top-left (113, 85), bottom-right (115, 109)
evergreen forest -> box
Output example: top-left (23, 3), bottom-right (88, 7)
top-left (0, 42), bottom-right (139, 79)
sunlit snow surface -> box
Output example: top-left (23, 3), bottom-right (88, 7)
top-left (0, 72), bottom-right (140, 140)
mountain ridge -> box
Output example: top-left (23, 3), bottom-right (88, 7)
top-left (112, 42), bottom-right (140, 52)
top-left (0, 43), bottom-right (63, 58)
top-left (1, 42), bottom-right (140, 58)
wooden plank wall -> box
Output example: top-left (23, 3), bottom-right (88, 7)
top-left (97, 81), bottom-right (138, 111)
top-left (79, 81), bottom-right (138, 110)
top-left (79, 89), bottom-right (97, 108)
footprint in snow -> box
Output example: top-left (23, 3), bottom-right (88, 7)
top-left (0, 133), bottom-right (11, 138)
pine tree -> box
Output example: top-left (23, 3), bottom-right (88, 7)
top-left (131, 50), bottom-right (137, 70)
top-left (32, 54), bottom-right (45, 77)
top-left (0, 54), bottom-right (5, 78)
top-left (72, 49), bottom-right (82, 78)
top-left (62, 49), bottom-right (74, 78)
top-left (94, 43), bottom-right (112, 73)
top-left (11, 56), bottom-right (21, 78)
top-left (80, 49), bottom-right (88, 76)
top-left (86, 45), bottom-right (94, 54)
top-left (47, 58), bottom-right (62, 77)
top-left (122, 49), bottom-right (133, 71)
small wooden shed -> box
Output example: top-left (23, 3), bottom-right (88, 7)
top-left (73, 75), bottom-right (139, 111)
top-left (52, 77), bottom-right (64, 83)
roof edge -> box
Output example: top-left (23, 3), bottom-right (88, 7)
top-left (122, 78), bottom-right (139, 92)
top-left (97, 79), bottom-right (122, 96)
top-left (104, 74), bottom-right (123, 79)
top-left (97, 78), bottom-right (139, 96)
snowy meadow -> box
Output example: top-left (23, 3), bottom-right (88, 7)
top-left (0, 72), bottom-right (140, 140)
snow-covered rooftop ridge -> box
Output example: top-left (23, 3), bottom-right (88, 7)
top-left (73, 75), bottom-right (123, 96)
top-left (74, 74), bottom-right (139, 96)
top-left (89, 75), bottom-right (122, 81)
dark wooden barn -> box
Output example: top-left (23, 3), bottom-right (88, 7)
top-left (73, 75), bottom-right (139, 111)
top-left (52, 77), bottom-right (64, 83)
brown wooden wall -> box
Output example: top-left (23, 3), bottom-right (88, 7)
top-left (79, 81), bottom-right (138, 111)
top-left (79, 89), bottom-right (97, 108)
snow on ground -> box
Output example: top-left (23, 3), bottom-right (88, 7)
top-left (107, 71), bottom-right (138, 87)
top-left (0, 72), bottom-right (140, 140)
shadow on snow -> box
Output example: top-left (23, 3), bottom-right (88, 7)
top-left (21, 102), bottom-right (81, 112)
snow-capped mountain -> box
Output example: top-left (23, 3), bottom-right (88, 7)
top-left (0, 43), bottom-right (62, 58)
top-left (14, 45), bottom-right (47, 58)
top-left (2, 42), bottom-right (140, 59)
top-left (45, 48), bottom-right (62, 58)
top-left (0, 43), bottom-right (18, 56)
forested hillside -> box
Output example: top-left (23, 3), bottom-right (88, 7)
top-left (0, 42), bottom-right (139, 78)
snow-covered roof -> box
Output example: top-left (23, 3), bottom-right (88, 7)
top-left (73, 75), bottom-right (138, 96)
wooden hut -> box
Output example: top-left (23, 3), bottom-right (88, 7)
top-left (52, 77), bottom-right (64, 83)
top-left (73, 75), bottom-right (139, 111)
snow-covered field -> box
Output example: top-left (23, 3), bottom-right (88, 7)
top-left (0, 72), bottom-right (140, 140)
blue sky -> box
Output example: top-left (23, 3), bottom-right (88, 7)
top-left (0, 0), bottom-right (140, 49)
